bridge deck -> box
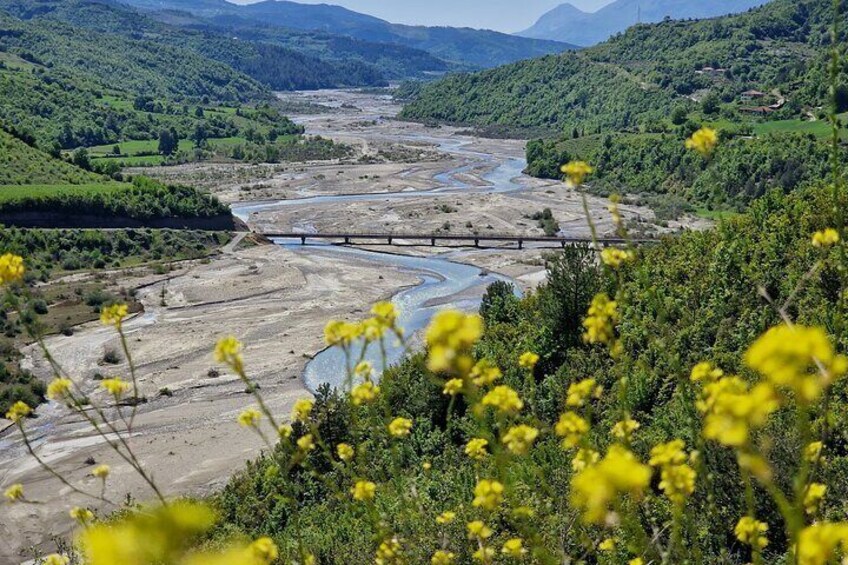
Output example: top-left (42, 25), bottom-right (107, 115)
top-left (259, 232), bottom-right (653, 248)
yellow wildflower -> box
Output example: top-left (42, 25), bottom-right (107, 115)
top-left (425, 310), bottom-right (483, 375)
top-left (555, 411), bottom-right (589, 449)
top-left (797, 522), bottom-right (848, 565)
top-left (700, 378), bottom-right (779, 447)
top-left (375, 537), bottom-right (403, 565)
top-left (465, 438), bottom-right (489, 460)
top-left (812, 228), bottom-right (840, 248)
top-left (250, 538), bottom-right (278, 563)
top-left (481, 385), bottom-right (523, 415)
top-left (362, 318), bottom-right (386, 342)
top-left (388, 417), bottom-right (413, 438)
top-left (804, 483), bottom-right (827, 515)
top-left (278, 424), bottom-right (293, 439)
top-left (323, 320), bottom-right (362, 346)
top-left (436, 511), bottom-right (456, 525)
top-left (42, 555), bottom-right (70, 565)
top-left (658, 463), bottom-right (696, 504)
top-left (0, 253), bottom-right (24, 284)
top-left (570, 444), bottom-right (652, 524)
top-left (649, 440), bottom-right (687, 467)
top-left (561, 160), bottom-right (594, 187)
top-left (70, 506), bottom-right (95, 525)
top-left (501, 538), bottom-right (525, 558)
top-left (629, 559), bottom-right (644, 565)
top-left (470, 359), bottom-right (502, 386)
top-left (745, 324), bottom-right (848, 402)
top-left (432, 550), bottom-right (456, 565)
top-left (518, 351), bottom-right (539, 369)
top-left (47, 378), bottom-right (73, 401)
top-left (5, 400), bottom-right (31, 423)
top-left (611, 417), bottom-right (640, 440)
top-left (598, 538), bottom-right (616, 552)
top-left (737, 452), bottom-right (773, 483)
top-left (690, 361), bottom-right (724, 383)
top-left (467, 521), bottom-right (493, 540)
top-left (4, 483), bottom-right (24, 502)
top-left (214, 336), bottom-right (243, 372)
top-left (601, 248), bottom-right (635, 269)
top-left (337, 443), bottom-right (354, 462)
top-left (354, 361), bottom-right (373, 378)
top-left (101, 378), bottom-right (130, 397)
top-left (566, 378), bottom-right (600, 407)
top-left (237, 407), bottom-right (262, 428)
top-left (371, 301), bottom-right (398, 326)
top-left (100, 303), bottom-right (128, 328)
top-left (582, 293), bottom-right (618, 345)
top-left (297, 434), bottom-right (315, 452)
top-left (351, 381), bottom-right (379, 405)
top-left (443, 378), bottom-right (464, 396)
top-left (501, 424), bottom-right (539, 456)
top-left (351, 480), bottom-right (376, 501)
top-left (92, 465), bottom-right (110, 479)
top-left (735, 516), bottom-right (769, 550)
top-left (805, 441), bottom-right (824, 463)
top-left (291, 398), bottom-right (314, 422)
top-left (472, 547), bottom-right (495, 562)
top-left (472, 479), bottom-right (504, 511)
top-left (572, 448), bottom-right (600, 472)
top-left (685, 126), bottom-right (718, 157)
top-left (422, 461), bottom-right (432, 471)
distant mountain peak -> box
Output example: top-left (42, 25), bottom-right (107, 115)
top-left (520, 0), bottom-right (772, 45)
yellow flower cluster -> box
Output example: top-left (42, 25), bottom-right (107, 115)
top-left (566, 378), bottom-right (602, 407)
top-left (431, 550), bottom-right (456, 564)
top-left (744, 324), bottom-right (848, 402)
top-left (735, 516), bottom-right (769, 550)
top-left (47, 378), bottom-right (73, 401)
top-left (337, 443), bottom-right (354, 462)
top-left (472, 479), bottom-right (504, 511)
top-left (561, 160), bottom-right (594, 187)
top-left (101, 378), bottom-right (130, 397)
top-left (297, 434), bottom-right (315, 452)
top-left (375, 537), bottom-right (403, 565)
top-left (100, 303), bottom-right (129, 328)
top-left (442, 378), bottom-right (464, 396)
top-left (70, 507), bottom-right (95, 525)
top-left (425, 310), bottom-right (483, 375)
top-left (324, 320), bottom-right (363, 346)
top-left (696, 375), bottom-right (778, 447)
top-left (518, 351), bottom-right (539, 369)
top-left (582, 293), bottom-right (618, 346)
top-left (572, 448), bottom-right (600, 472)
top-left (5, 400), bottom-right (31, 423)
top-left (685, 126), bottom-right (718, 157)
top-left (804, 483), bottom-right (827, 515)
top-left (238, 407), bottom-right (262, 428)
top-left (501, 538), bottom-right (525, 558)
top-left (436, 511), bottom-right (456, 525)
top-left (470, 359), bottom-right (502, 386)
top-left (481, 385), bottom-right (523, 415)
top-left (501, 425), bottom-right (539, 456)
top-left (570, 445), bottom-right (651, 524)
top-left (601, 248), bottom-right (635, 269)
top-left (465, 438), bottom-right (489, 461)
top-left (812, 228), bottom-right (840, 248)
top-left (351, 480), bottom-right (376, 501)
top-left (467, 520), bottom-right (493, 540)
top-left (0, 253), bottom-right (24, 285)
top-left (555, 411), bottom-right (589, 449)
top-left (388, 417), bottom-right (413, 438)
top-left (805, 441), bottom-right (824, 463)
top-left (42, 555), bottom-right (70, 565)
top-left (4, 483), bottom-right (23, 502)
top-left (92, 465), bottom-right (111, 479)
top-left (611, 417), bottom-right (640, 441)
top-left (351, 381), bottom-right (380, 405)
top-left (690, 361), bottom-right (724, 382)
top-left (214, 336), bottom-right (244, 372)
top-left (291, 398), bottom-right (314, 422)
top-left (649, 440), bottom-right (696, 505)
top-left (797, 523), bottom-right (848, 565)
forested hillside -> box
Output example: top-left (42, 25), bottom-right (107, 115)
top-left (0, 129), bottom-right (103, 185)
top-left (401, 0), bottom-right (847, 135)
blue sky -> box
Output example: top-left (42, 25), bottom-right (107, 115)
top-left (230, 0), bottom-right (616, 32)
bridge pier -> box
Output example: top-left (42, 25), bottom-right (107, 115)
top-left (431, 238), bottom-right (436, 246)
top-left (388, 237), bottom-right (393, 245)
top-left (344, 236), bottom-right (350, 244)
top-left (518, 240), bottom-right (523, 250)
top-left (300, 236), bottom-right (306, 245)
top-left (474, 239), bottom-right (479, 247)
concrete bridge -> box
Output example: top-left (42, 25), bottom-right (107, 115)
top-left (259, 231), bottom-right (655, 249)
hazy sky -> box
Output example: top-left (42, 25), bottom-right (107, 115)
top-left (228, 0), bottom-right (616, 32)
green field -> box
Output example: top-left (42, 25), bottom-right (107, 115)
top-left (750, 113), bottom-right (848, 139)
top-left (0, 182), bottom-right (126, 204)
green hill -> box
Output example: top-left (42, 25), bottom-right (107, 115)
top-left (0, 129), bottom-right (102, 185)
top-left (400, 0), bottom-right (846, 135)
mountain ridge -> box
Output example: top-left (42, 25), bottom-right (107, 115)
top-left (519, 0), bottom-right (772, 45)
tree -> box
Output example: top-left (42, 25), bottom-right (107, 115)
top-left (671, 106), bottom-right (688, 125)
top-left (192, 124), bottom-right (208, 148)
top-left (480, 281), bottom-right (520, 326)
top-left (158, 129), bottom-right (178, 155)
top-left (71, 148), bottom-right (91, 171)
